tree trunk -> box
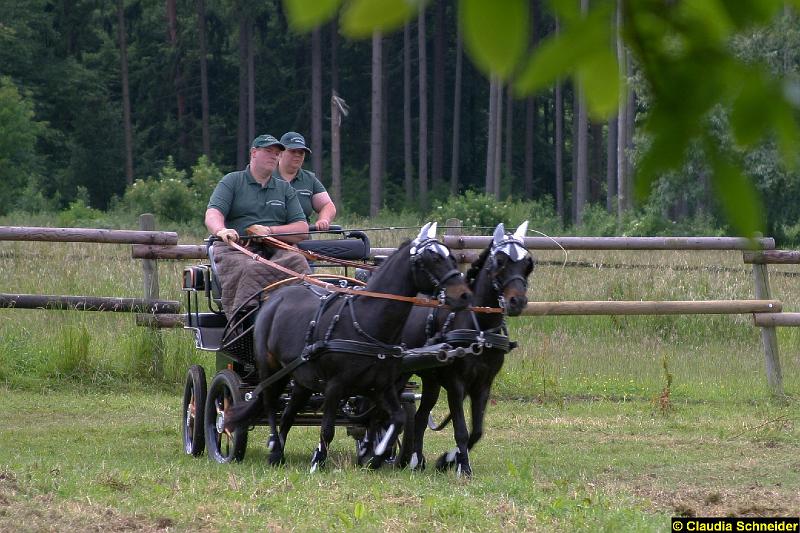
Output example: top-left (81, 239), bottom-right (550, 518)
top-left (370, 32), bottom-right (383, 217)
top-left (237, 13), bottom-right (248, 168)
top-left (403, 22), bottom-right (414, 203)
top-left (196, 0), bottom-right (210, 157)
top-left (432, 0), bottom-right (445, 185)
top-left (331, 92), bottom-right (345, 206)
top-left (504, 84), bottom-right (513, 185)
top-left (555, 17), bottom-right (565, 224)
top-left (331, 17), bottom-right (339, 94)
top-left (524, 96), bottom-right (534, 199)
top-left (485, 77), bottom-right (498, 194)
top-left (311, 27), bottom-right (323, 177)
top-left (166, 0), bottom-right (186, 160)
top-left (418, 3), bottom-right (429, 209)
top-left (493, 81), bottom-right (503, 199)
top-left (117, 0), bottom-right (134, 185)
top-left (246, 20), bottom-right (255, 142)
top-left (606, 115), bottom-right (617, 213)
top-left (575, 0), bottom-right (589, 225)
top-left (450, 22), bottom-right (463, 195)
top-left (616, 0), bottom-right (630, 219)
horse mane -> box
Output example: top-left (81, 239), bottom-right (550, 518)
top-left (465, 245), bottom-right (492, 286)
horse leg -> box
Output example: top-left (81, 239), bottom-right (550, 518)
top-left (466, 385), bottom-right (491, 452)
top-left (271, 382), bottom-right (312, 466)
top-left (368, 383), bottom-right (405, 470)
top-left (311, 382), bottom-right (343, 473)
top-left (408, 374), bottom-right (441, 471)
top-left (435, 380), bottom-right (472, 477)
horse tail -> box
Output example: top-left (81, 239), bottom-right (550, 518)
top-left (224, 395), bottom-right (263, 430)
top-left (428, 412), bottom-right (452, 431)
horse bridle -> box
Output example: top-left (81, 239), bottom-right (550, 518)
top-left (409, 237), bottom-right (463, 300)
top-left (488, 237), bottom-right (531, 310)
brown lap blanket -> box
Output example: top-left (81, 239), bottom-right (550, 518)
top-left (212, 241), bottom-right (311, 320)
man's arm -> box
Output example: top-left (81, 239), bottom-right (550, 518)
top-left (247, 220), bottom-right (309, 244)
top-left (205, 207), bottom-right (238, 243)
top-left (311, 192), bottom-right (336, 231)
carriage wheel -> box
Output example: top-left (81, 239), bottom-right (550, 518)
top-left (182, 365), bottom-right (207, 457)
top-left (204, 369), bottom-right (248, 463)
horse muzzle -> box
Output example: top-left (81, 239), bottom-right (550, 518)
top-left (504, 294), bottom-right (528, 317)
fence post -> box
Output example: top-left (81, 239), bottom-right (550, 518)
top-left (445, 218), bottom-right (464, 271)
top-left (140, 213), bottom-right (164, 378)
top-left (751, 261), bottom-right (784, 397)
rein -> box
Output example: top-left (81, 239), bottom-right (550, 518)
top-left (247, 233), bottom-right (378, 271)
top-left (226, 240), bottom-right (503, 314)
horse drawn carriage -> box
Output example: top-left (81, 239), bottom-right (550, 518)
top-left (179, 222), bottom-right (533, 475)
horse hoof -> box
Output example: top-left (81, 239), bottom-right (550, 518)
top-left (367, 455), bottom-right (385, 470)
top-left (268, 451), bottom-right (285, 467)
top-left (409, 452), bottom-right (426, 471)
top-left (455, 462), bottom-right (473, 478)
top-left (310, 448), bottom-right (326, 472)
top-left (435, 449), bottom-right (458, 472)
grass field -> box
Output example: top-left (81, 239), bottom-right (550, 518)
top-left (1, 227), bottom-right (799, 530)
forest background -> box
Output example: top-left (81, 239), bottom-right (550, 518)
top-left (3, 0), bottom-right (800, 243)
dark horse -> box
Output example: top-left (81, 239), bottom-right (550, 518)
top-left (225, 222), bottom-right (473, 471)
top-left (400, 221), bottom-right (534, 477)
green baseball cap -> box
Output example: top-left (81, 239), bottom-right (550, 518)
top-left (251, 134), bottom-right (285, 150)
top-left (279, 132), bottom-right (312, 154)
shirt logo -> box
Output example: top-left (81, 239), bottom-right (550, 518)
top-left (266, 200), bottom-right (285, 207)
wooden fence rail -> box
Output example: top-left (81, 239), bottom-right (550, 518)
top-left (0, 217), bottom-right (794, 396)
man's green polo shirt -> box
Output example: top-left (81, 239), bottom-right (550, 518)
top-left (273, 167), bottom-right (327, 221)
top-left (208, 166), bottom-right (306, 235)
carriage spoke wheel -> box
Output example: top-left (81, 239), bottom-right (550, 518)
top-left (204, 369), bottom-right (248, 463)
top-left (182, 365), bottom-right (207, 457)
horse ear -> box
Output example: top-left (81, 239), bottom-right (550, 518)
top-left (416, 222), bottom-right (432, 242)
top-left (427, 221), bottom-right (438, 239)
top-left (514, 220), bottom-right (529, 241)
top-left (493, 223), bottom-right (506, 245)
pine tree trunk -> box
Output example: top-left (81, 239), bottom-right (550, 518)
top-left (450, 22), bottom-right (463, 195)
top-left (575, 0), bottom-right (589, 225)
top-left (485, 77), bottom-right (497, 195)
top-left (524, 96), bottom-right (534, 199)
top-left (246, 20), bottom-right (255, 142)
top-left (331, 17), bottom-right (339, 94)
top-left (370, 32), bottom-right (383, 217)
top-left (493, 80), bottom-right (503, 199)
top-left (166, 0), bottom-right (186, 160)
top-left (504, 85), bottom-right (513, 183)
top-left (237, 14), bottom-right (248, 168)
top-left (432, 0), bottom-right (445, 185)
top-left (118, 0), bottom-right (134, 185)
top-left (418, 4), bottom-right (429, 209)
top-left (616, 0), bottom-right (629, 220)
top-left (197, 0), bottom-right (210, 157)
top-left (403, 23), bottom-right (414, 203)
top-left (606, 115), bottom-right (617, 213)
top-left (555, 17), bottom-right (565, 224)
top-left (311, 27), bottom-right (323, 177)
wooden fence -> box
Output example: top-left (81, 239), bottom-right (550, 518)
top-left (1, 215), bottom-right (796, 396)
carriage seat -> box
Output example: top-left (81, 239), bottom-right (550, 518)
top-left (297, 230), bottom-right (370, 260)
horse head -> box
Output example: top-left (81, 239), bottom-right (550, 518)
top-left (410, 222), bottom-right (472, 311)
top-left (487, 221), bottom-right (534, 316)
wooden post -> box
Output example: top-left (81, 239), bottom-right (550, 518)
top-left (140, 214), bottom-right (164, 378)
top-left (751, 261), bottom-right (784, 397)
top-left (445, 218), bottom-right (465, 272)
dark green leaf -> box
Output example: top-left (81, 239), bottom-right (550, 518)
top-left (729, 71), bottom-right (771, 147)
top-left (576, 49), bottom-right (619, 118)
top-left (283, 0), bottom-right (341, 31)
top-left (340, 0), bottom-right (417, 38)
top-left (460, 0), bottom-right (528, 77)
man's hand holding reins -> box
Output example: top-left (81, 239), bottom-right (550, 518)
top-left (216, 228), bottom-right (239, 243)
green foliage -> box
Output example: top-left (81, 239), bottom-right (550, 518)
top-left (0, 76), bottom-right (43, 215)
top-left (56, 187), bottom-right (106, 227)
top-left (461, 0), bottom-right (529, 77)
top-left (432, 191), bottom-right (563, 235)
top-left (121, 156), bottom-right (217, 224)
top-left (340, 0), bottom-right (416, 37)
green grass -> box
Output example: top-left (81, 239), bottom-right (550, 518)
top-left (1, 387), bottom-right (797, 531)
top-left (2, 227), bottom-right (800, 528)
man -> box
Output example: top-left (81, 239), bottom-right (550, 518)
top-left (205, 134), bottom-right (310, 319)
top-left (274, 131), bottom-right (336, 230)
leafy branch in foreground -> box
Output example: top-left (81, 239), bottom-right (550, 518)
top-left (284, 0), bottom-right (800, 237)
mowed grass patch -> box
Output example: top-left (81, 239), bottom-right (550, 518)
top-left (1, 387), bottom-right (797, 531)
